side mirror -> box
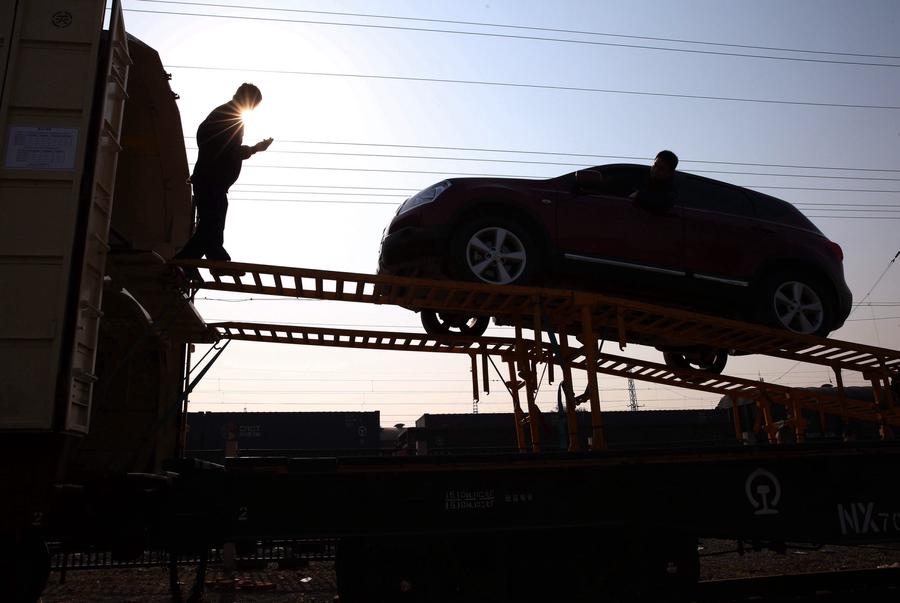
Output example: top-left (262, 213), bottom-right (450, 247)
top-left (575, 170), bottom-right (605, 194)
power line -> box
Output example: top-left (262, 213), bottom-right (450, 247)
top-left (231, 183), bottom-right (899, 195)
top-left (795, 207), bottom-right (900, 213)
top-left (223, 196), bottom-right (900, 218)
top-left (190, 393), bottom-right (713, 403)
top-left (134, 1), bottom-right (900, 61)
top-left (234, 182), bottom-right (418, 192)
top-left (197, 137), bottom-right (900, 173)
top-left (227, 181), bottom-right (900, 195)
top-left (166, 64), bottom-right (900, 111)
top-left (182, 368), bottom-right (874, 380)
top-left (809, 216), bottom-right (900, 220)
top-left (231, 189), bottom-right (407, 197)
top-left (240, 164), bottom-right (524, 177)
top-left (195, 147), bottom-right (598, 169)
top-left (796, 203), bottom-right (900, 208)
top-left (235, 162), bottom-right (900, 182)
top-left (697, 170), bottom-right (900, 182)
top-left (852, 249), bottom-right (900, 316)
top-left (223, 195), bottom-right (900, 219)
top-left (228, 196), bottom-right (397, 206)
top-left (130, 3), bottom-right (900, 69)
top-left (190, 145), bottom-right (900, 175)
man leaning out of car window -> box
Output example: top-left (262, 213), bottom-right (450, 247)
top-left (631, 149), bottom-right (678, 212)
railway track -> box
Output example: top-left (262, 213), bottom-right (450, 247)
top-left (696, 567), bottom-right (900, 601)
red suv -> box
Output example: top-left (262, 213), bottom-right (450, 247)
top-left (378, 164), bottom-right (852, 372)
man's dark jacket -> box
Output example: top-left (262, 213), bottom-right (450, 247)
top-left (190, 100), bottom-right (253, 191)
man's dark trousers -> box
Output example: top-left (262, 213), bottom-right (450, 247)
top-left (176, 185), bottom-right (231, 261)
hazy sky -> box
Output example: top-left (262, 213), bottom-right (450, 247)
top-left (115, 0), bottom-right (900, 425)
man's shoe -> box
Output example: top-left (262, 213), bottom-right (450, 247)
top-left (209, 267), bottom-right (246, 279)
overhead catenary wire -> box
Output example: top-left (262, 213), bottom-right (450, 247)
top-left (221, 197), bottom-right (900, 219)
top-left (165, 64), bottom-right (900, 111)
top-left (130, 2), bottom-right (900, 69)
top-left (190, 362), bottom-right (867, 385)
top-left (195, 138), bottom-right (900, 173)
top-left (229, 197), bottom-right (397, 207)
top-left (230, 189), bottom-right (408, 197)
top-left (850, 249), bottom-right (900, 317)
top-left (220, 197), bottom-right (900, 220)
top-left (189, 394), bottom-right (718, 403)
top-left (190, 146), bottom-right (900, 175)
top-left (234, 182), bottom-right (418, 192)
top-left (134, 0), bottom-right (900, 61)
top-left (233, 162), bottom-right (900, 182)
top-left (173, 367), bottom-right (873, 381)
top-left (226, 182), bottom-right (900, 194)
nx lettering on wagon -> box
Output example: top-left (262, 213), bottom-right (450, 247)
top-left (837, 502), bottom-right (900, 536)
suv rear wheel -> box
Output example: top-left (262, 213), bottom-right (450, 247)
top-left (758, 271), bottom-right (834, 336)
top-left (420, 310), bottom-right (490, 336)
top-left (662, 348), bottom-right (729, 374)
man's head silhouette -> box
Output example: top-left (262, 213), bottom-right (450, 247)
top-left (233, 83), bottom-right (262, 111)
top-left (651, 149), bottom-right (678, 182)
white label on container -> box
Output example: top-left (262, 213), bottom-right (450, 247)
top-left (4, 126), bottom-right (79, 169)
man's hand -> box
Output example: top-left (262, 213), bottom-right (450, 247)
top-left (253, 138), bottom-right (274, 153)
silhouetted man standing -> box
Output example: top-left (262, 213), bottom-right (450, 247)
top-left (176, 83), bottom-right (273, 265)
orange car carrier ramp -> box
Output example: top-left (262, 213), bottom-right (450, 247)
top-left (211, 321), bottom-right (900, 447)
top-left (176, 259), bottom-right (900, 450)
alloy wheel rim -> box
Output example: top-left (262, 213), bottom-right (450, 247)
top-left (465, 227), bottom-right (527, 285)
top-left (772, 281), bottom-right (824, 334)
top-left (438, 312), bottom-right (482, 332)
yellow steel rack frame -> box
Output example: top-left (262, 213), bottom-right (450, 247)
top-left (176, 260), bottom-right (900, 451)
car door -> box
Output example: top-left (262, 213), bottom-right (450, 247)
top-left (556, 166), bottom-right (686, 279)
top-left (680, 175), bottom-right (759, 287)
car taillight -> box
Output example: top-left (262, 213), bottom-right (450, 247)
top-left (826, 240), bottom-right (843, 262)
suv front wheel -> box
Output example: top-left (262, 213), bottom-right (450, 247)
top-left (449, 216), bottom-right (539, 286)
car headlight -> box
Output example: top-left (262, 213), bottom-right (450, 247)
top-left (397, 180), bottom-right (451, 214)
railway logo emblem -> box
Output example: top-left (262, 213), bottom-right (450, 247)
top-left (51, 11), bottom-right (73, 28)
top-left (745, 468), bottom-right (781, 516)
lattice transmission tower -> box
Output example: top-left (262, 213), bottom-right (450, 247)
top-left (627, 377), bottom-right (639, 411)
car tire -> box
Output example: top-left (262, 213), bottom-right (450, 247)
top-left (663, 349), bottom-right (729, 374)
top-left (449, 216), bottom-right (539, 286)
top-left (757, 271), bottom-right (835, 336)
top-left (421, 310), bottom-right (491, 336)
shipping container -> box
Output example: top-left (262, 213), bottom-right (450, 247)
top-left (0, 0), bottom-right (128, 433)
top-left (185, 411), bottom-right (383, 453)
top-left (410, 409), bottom-right (737, 453)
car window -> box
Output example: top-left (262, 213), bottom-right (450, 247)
top-left (678, 175), bottom-right (754, 217)
top-left (594, 166), bottom-right (648, 198)
top-left (747, 190), bottom-right (822, 232)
